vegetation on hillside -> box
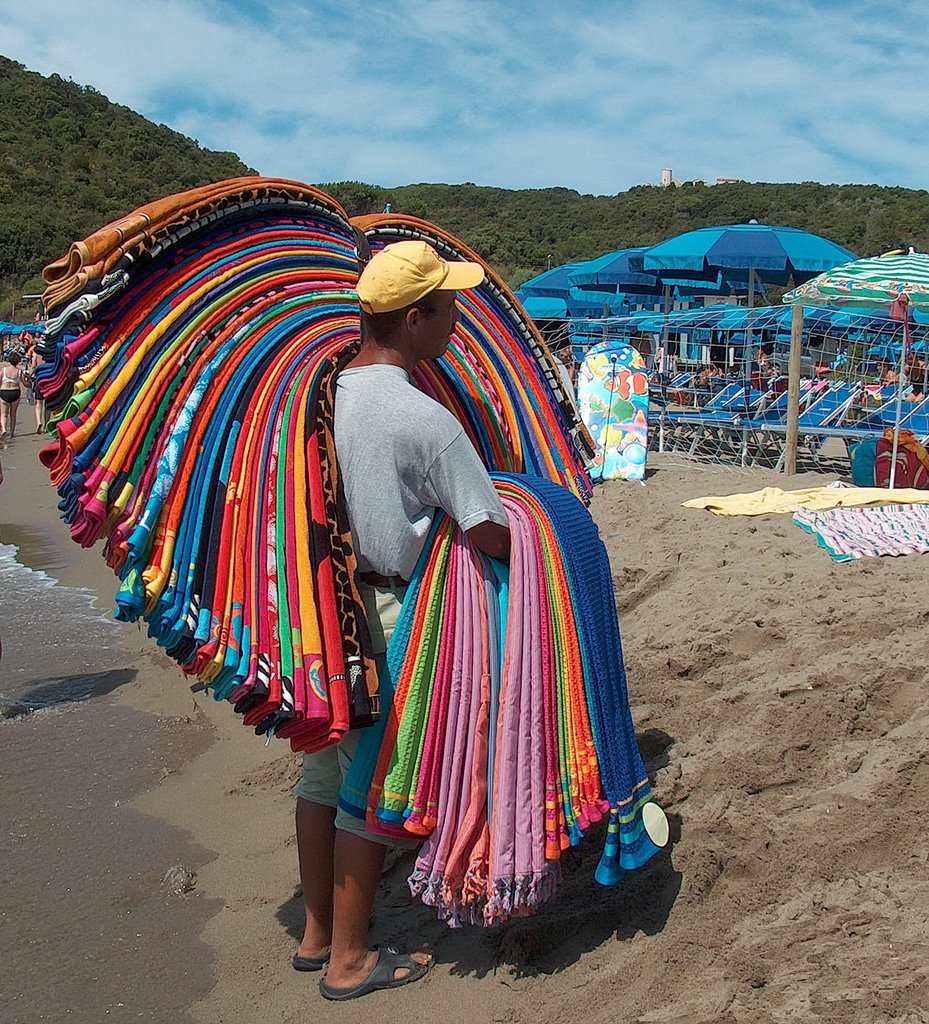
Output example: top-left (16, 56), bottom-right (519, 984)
top-left (0, 56), bottom-right (252, 317)
top-left (3, 54), bottom-right (929, 318)
top-left (324, 179), bottom-right (929, 288)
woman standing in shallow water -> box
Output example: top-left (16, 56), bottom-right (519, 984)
top-left (0, 352), bottom-right (23, 441)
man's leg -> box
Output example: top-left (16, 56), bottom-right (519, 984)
top-left (318, 584), bottom-right (430, 991)
top-left (323, 829), bottom-right (430, 990)
top-left (295, 798), bottom-right (336, 959)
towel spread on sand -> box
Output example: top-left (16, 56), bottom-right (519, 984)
top-left (682, 485), bottom-right (929, 516)
top-left (793, 505), bottom-right (929, 561)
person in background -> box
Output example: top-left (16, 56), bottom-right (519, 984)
top-left (756, 342), bottom-right (775, 380)
top-left (26, 343), bottom-right (45, 433)
top-left (655, 344), bottom-right (677, 379)
top-left (905, 355), bottom-right (929, 397)
top-left (695, 363), bottom-right (724, 389)
top-left (0, 352), bottom-right (23, 441)
top-left (877, 358), bottom-right (926, 403)
top-left (21, 335), bottom-right (45, 432)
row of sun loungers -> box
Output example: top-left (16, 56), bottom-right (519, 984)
top-left (652, 378), bottom-right (929, 468)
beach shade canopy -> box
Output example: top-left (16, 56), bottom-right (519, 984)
top-left (517, 263), bottom-right (585, 299)
top-left (637, 223), bottom-right (858, 287)
top-left (568, 247), bottom-right (766, 299)
top-left (865, 340), bottom-right (929, 358)
top-left (573, 304), bottom-right (915, 357)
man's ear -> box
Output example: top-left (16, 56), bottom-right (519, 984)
top-left (405, 306), bottom-right (422, 333)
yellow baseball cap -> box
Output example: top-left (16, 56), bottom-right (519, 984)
top-left (356, 240), bottom-right (484, 314)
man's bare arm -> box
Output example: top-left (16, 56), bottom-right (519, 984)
top-left (466, 520), bottom-right (510, 561)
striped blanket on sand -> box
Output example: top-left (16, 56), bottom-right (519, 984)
top-left (793, 504), bottom-right (929, 561)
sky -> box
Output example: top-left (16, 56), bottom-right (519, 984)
top-left (2, 0), bottom-right (928, 196)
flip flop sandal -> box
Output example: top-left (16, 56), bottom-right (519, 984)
top-left (318, 945), bottom-right (431, 1001)
top-left (291, 948), bottom-right (331, 972)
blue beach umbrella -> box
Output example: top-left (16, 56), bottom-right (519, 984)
top-left (568, 247), bottom-right (765, 300)
top-left (517, 263), bottom-right (585, 299)
top-left (568, 249), bottom-right (664, 292)
top-left (638, 223), bottom-right (857, 287)
top-left (640, 223), bottom-right (858, 363)
top-left (566, 288), bottom-right (631, 316)
top-left (0, 321), bottom-right (45, 337)
top-left (519, 295), bottom-right (569, 319)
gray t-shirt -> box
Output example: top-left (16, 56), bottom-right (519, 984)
top-left (334, 364), bottom-right (508, 580)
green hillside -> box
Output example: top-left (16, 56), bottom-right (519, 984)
top-left (3, 54), bottom-right (929, 318)
top-left (0, 55), bottom-right (253, 316)
top-left (324, 179), bottom-right (929, 289)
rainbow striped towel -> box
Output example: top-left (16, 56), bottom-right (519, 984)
top-left (793, 504), bottom-right (929, 561)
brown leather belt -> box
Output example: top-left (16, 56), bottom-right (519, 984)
top-left (359, 571), bottom-right (408, 588)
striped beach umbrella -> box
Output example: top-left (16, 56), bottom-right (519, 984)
top-left (784, 250), bottom-right (929, 311)
top-left (785, 249), bottom-right (929, 486)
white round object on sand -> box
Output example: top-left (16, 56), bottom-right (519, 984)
top-left (642, 802), bottom-right (670, 848)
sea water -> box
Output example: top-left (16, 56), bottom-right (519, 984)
top-left (0, 541), bottom-right (126, 708)
top-left (0, 462), bottom-right (218, 1023)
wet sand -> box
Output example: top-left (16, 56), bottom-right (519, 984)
top-left (2, 434), bottom-right (218, 1024)
top-left (1, 703), bottom-right (216, 1024)
top-left (3, 431), bottom-right (929, 1023)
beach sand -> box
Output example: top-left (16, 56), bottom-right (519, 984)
top-left (3, 432), bottom-right (928, 1024)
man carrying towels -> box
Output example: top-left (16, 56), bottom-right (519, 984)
top-left (294, 240), bottom-right (510, 1001)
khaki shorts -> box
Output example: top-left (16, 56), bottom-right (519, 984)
top-left (294, 581), bottom-right (419, 849)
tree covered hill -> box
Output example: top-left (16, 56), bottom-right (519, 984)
top-left (325, 178), bottom-right (929, 288)
top-left (3, 54), bottom-right (929, 315)
top-left (0, 55), bottom-right (252, 314)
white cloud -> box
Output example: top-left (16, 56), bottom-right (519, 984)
top-left (2, 0), bottom-right (929, 193)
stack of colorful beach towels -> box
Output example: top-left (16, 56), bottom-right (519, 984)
top-left (35, 178), bottom-right (665, 917)
top-left (341, 473), bottom-right (666, 924)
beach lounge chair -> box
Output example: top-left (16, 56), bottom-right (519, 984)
top-left (753, 380), bottom-right (864, 468)
top-left (823, 395), bottom-right (929, 446)
top-left (661, 382), bottom-right (746, 452)
top-left (736, 389), bottom-right (795, 465)
top-left (650, 372), bottom-right (697, 451)
top-left (664, 381), bottom-right (744, 424)
top-left (902, 399), bottom-right (929, 443)
top-left (666, 384), bottom-right (778, 463)
top-left (652, 371), bottom-right (694, 404)
top-left (734, 380), bottom-right (836, 466)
